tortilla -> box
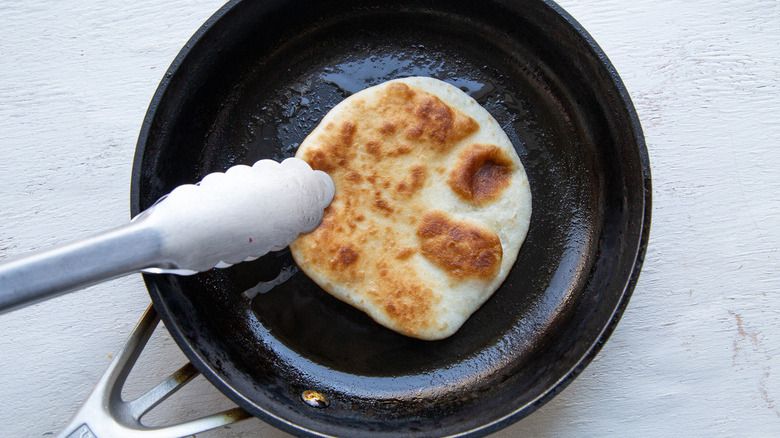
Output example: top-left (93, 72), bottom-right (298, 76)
top-left (290, 77), bottom-right (531, 340)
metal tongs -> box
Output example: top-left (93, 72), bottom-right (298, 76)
top-left (0, 158), bottom-right (333, 314)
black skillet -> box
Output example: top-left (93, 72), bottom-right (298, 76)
top-left (131, 0), bottom-right (651, 436)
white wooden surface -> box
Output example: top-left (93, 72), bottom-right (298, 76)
top-left (1, 0), bottom-right (778, 436)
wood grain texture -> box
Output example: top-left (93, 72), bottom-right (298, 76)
top-left (1, 0), bottom-right (778, 436)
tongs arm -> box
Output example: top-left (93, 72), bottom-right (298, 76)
top-left (0, 218), bottom-right (162, 314)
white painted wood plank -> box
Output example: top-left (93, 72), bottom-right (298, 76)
top-left (1, 0), bottom-right (778, 436)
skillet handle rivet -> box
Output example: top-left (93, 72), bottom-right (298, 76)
top-left (301, 390), bottom-right (329, 408)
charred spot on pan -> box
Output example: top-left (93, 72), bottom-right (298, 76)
top-left (448, 143), bottom-right (514, 205)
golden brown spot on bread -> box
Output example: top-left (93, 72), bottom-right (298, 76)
top-left (379, 121), bottom-right (397, 135)
top-left (412, 98), bottom-right (450, 144)
top-left (386, 82), bottom-right (415, 99)
top-left (368, 278), bottom-right (437, 334)
top-left (345, 171), bottom-right (363, 183)
top-left (406, 96), bottom-right (478, 150)
top-left (396, 247), bottom-right (416, 260)
top-left (336, 245), bottom-right (358, 265)
top-left (374, 197), bottom-right (393, 213)
top-left (366, 141), bottom-right (381, 156)
top-left (395, 165), bottom-right (428, 196)
top-left (340, 122), bottom-right (357, 146)
top-left (449, 144), bottom-right (514, 205)
top-left (386, 143), bottom-right (412, 156)
top-left (307, 149), bottom-right (334, 173)
top-left (382, 288), bottom-right (431, 333)
top-left (405, 124), bottom-right (423, 139)
top-left (416, 211), bottom-right (502, 279)
top-left (410, 166), bottom-right (427, 190)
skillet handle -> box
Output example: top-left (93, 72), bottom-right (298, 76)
top-left (56, 304), bottom-right (251, 438)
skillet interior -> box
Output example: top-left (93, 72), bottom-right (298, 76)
top-left (132, 0), bottom-right (650, 436)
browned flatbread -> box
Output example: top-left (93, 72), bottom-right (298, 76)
top-left (290, 77), bottom-right (531, 340)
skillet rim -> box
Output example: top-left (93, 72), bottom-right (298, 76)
top-left (130, 0), bottom-right (651, 436)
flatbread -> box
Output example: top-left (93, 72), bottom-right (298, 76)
top-left (290, 77), bottom-right (531, 340)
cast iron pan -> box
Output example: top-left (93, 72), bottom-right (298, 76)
top-left (131, 0), bottom-right (651, 436)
